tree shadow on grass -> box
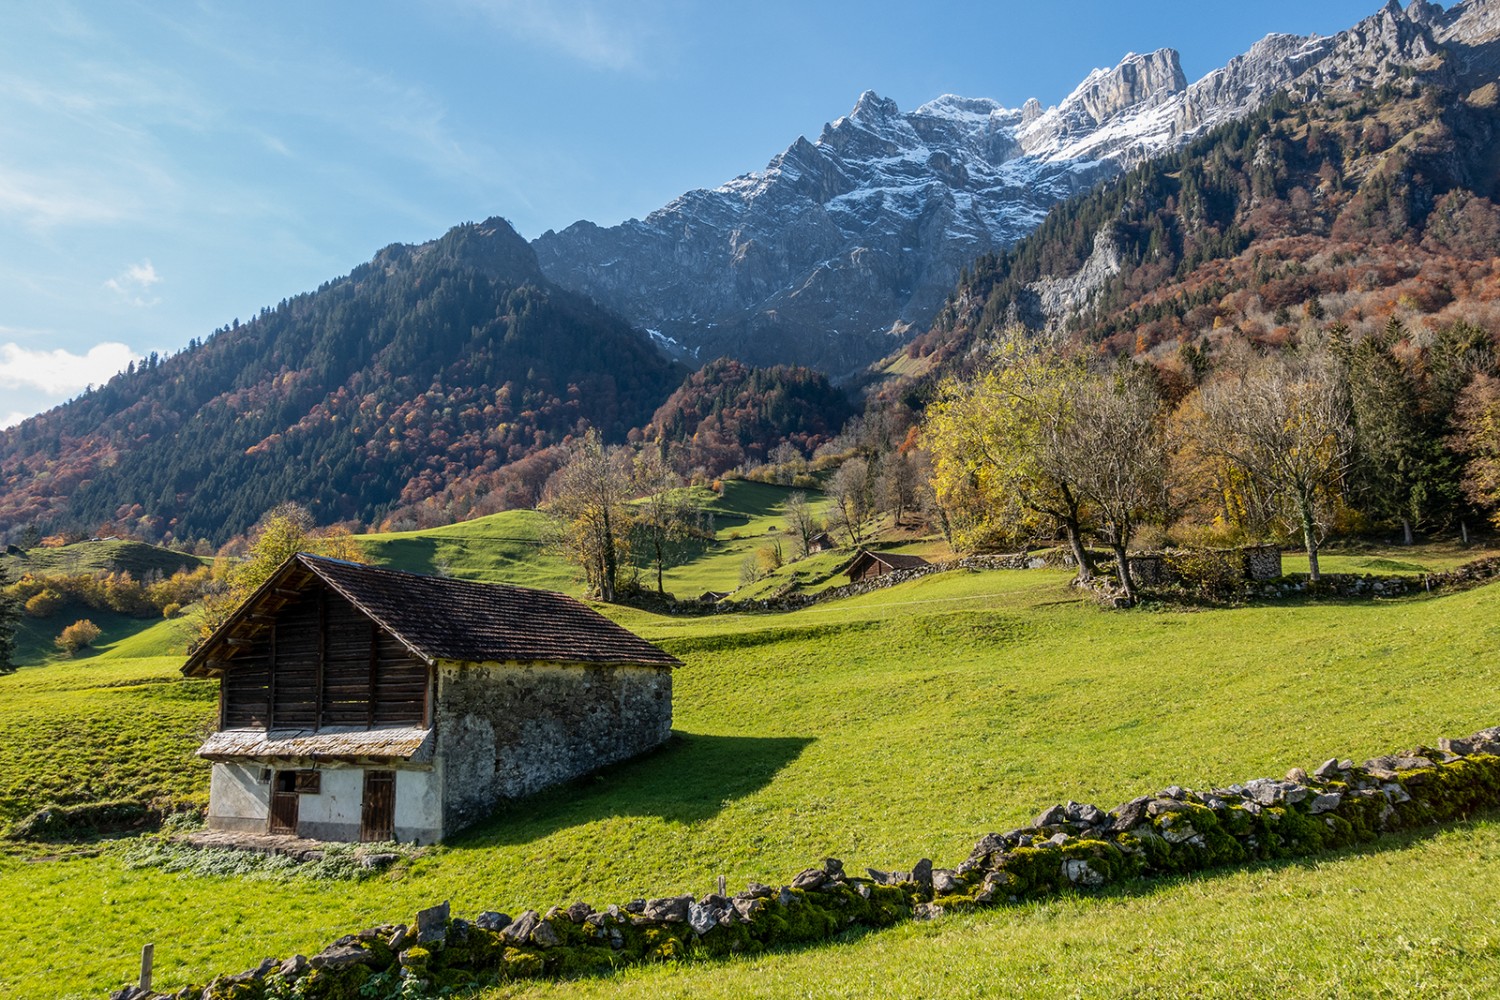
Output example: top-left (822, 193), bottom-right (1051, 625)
top-left (449, 731), bottom-right (815, 849)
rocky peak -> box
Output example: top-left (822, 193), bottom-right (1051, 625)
top-left (850, 90), bottom-right (902, 124)
top-left (1071, 49), bottom-right (1187, 125)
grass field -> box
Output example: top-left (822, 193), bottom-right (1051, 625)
top-left (3, 544), bottom-right (1500, 998)
top-left (1281, 538), bottom-right (1500, 577)
top-left (1, 539), bottom-right (206, 580)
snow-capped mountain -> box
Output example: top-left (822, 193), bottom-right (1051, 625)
top-left (534, 0), bottom-right (1497, 378)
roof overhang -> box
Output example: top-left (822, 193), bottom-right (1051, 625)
top-left (197, 726), bottom-right (434, 763)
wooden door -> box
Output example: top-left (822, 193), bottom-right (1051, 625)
top-left (361, 770), bottom-right (395, 842)
top-left (268, 771), bottom-right (299, 835)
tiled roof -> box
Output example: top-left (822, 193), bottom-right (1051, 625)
top-left (197, 726), bottom-right (434, 762)
top-left (301, 555), bottom-right (680, 667)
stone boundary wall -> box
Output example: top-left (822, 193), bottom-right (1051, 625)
top-left (708, 552), bottom-right (1500, 615)
top-left (704, 553), bottom-right (1045, 615)
top-left (1247, 555), bottom-right (1500, 600)
top-left (113, 725), bottom-right (1500, 1000)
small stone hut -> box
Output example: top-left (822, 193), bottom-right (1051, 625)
top-left (182, 554), bottom-right (681, 844)
top-left (845, 549), bottom-right (932, 583)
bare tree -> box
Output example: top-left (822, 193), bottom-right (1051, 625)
top-left (1066, 369), bottom-right (1169, 604)
top-left (632, 450), bottom-right (693, 595)
top-left (1187, 350), bottom-right (1351, 581)
top-left (783, 491), bottom-right (819, 558)
top-left (542, 430), bottom-right (634, 601)
top-left (827, 457), bottom-right (874, 547)
top-left (767, 441), bottom-right (805, 485)
top-left (876, 450), bottom-right (920, 528)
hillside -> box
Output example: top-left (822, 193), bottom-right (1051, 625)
top-left (0, 219), bottom-right (684, 547)
top-left (903, 57), bottom-right (1500, 378)
top-left (2, 551), bottom-right (1500, 996)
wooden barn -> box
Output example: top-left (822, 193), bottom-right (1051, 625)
top-left (844, 549), bottom-right (932, 583)
top-left (182, 554), bottom-right (681, 844)
top-left (807, 531), bottom-right (837, 553)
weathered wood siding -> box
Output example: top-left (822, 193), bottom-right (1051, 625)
top-left (222, 583), bottom-right (428, 730)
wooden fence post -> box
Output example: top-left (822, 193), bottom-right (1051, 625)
top-left (140, 943), bottom-right (154, 991)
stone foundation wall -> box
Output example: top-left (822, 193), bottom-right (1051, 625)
top-left (127, 724), bottom-right (1500, 1000)
top-left (436, 661), bottom-right (673, 835)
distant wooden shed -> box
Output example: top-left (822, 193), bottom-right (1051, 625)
top-left (845, 549), bottom-right (933, 583)
top-left (183, 554), bottom-right (680, 844)
top-left (807, 531), bottom-right (837, 553)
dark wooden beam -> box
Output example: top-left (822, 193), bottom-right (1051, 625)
top-left (267, 620), bottom-right (278, 730)
top-left (367, 620), bottom-right (378, 730)
top-left (314, 587), bottom-right (327, 732)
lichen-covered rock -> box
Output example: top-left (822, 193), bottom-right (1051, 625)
top-left (641, 895), bottom-right (692, 923)
top-left (413, 901), bottom-right (449, 947)
top-left (475, 911), bottom-right (511, 932)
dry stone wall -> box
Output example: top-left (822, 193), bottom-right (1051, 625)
top-left (113, 724), bottom-right (1500, 1000)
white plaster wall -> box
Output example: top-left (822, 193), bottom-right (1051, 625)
top-left (207, 762), bottom-right (269, 833)
top-left (395, 767), bottom-right (444, 845)
top-left (296, 768), bottom-right (363, 832)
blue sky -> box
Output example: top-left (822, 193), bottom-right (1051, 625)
top-left (1, 0), bottom-right (1387, 426)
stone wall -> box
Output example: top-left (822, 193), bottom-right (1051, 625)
top-left (436, 661), bottom-right (673, 836)
top-left (121, 724), bottom-right (1500, 1000)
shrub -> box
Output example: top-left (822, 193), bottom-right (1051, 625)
top-left (1164, 550), bottom-right (1245, 601)
top-left (55, 619), bottom-right (103, 654)
top-left (24, 589), bottom-right (64, 618)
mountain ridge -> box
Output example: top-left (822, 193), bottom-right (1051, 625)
top-left (534, 0), bottom-right (1500, 379)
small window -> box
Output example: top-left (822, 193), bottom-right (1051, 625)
top-left (294, 770), bottom-right (321, 794)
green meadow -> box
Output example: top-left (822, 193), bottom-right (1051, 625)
top-left (2, 503), bottom-right (1499, 997)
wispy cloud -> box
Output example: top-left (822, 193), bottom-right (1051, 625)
top-left (0, 164), bottom-right (131, 229)
top-left (104, 259), bottom-right (162, 306)
top-left (0, 411), bottom-right (28, 430)
top-left (454, 0), bottom-right (662, 72)
top-left (0, 340), bottom-right (140, 394)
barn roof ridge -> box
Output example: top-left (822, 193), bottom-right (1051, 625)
top-left (183, 552), bottom-right (681, 678)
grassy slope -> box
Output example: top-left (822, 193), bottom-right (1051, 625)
top-left (501, 820), bottom-right (1500, 999)
top-left (2, 560), bottom-right (1499, 997)
top-left (1, 539), bottom-right (207, 579)
top-left (3, 540), bottom-right (211, 667)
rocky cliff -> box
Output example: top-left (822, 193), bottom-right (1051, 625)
top-left (534, 1), bottom-right (1499, 379)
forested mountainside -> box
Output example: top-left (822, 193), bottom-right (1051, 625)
top-left (641, 359), bottom-right (854, 475)
top-left (901, 69), bottom-right (1500, 385)
top-left (369, 359), bottom-right (855, 533)
top-left (0, 220), bottom-right (684, 546)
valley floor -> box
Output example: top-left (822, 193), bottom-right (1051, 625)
top-left (3, 562), bottom-right (1499, 998)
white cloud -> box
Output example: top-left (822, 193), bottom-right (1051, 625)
top-left (0, 411), bottom-right (27, 430)
top-left (455, 0), bottom-right (660, 72)
top-left (104, 259), bottom-right (162, 305)
top-left (0, 341), bottom-right (140, 395)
